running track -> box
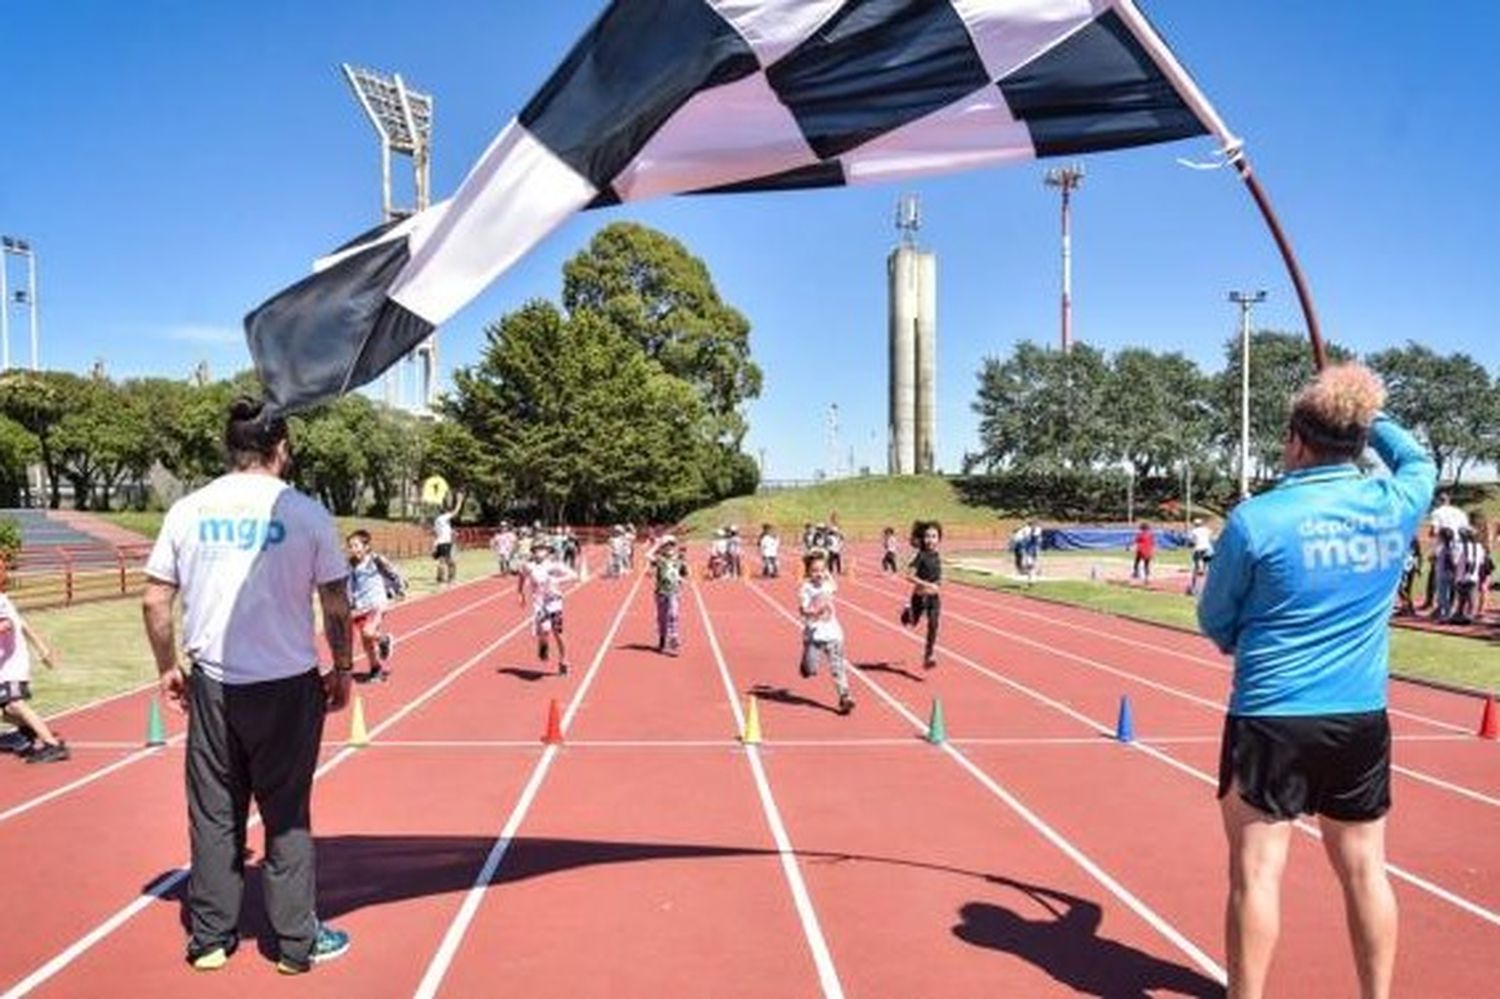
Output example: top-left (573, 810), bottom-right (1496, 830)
top-left (3, 550), bottom-right (1496, 997)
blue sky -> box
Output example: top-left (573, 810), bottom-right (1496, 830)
top-left (2, 2), bottom-right (1495, 478)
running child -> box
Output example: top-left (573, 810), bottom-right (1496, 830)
top-left (900, 520), bottom-right (943, 669)
top-left (825, 524), bottom-right (845, 575)
top-left (346, 530), bottom-right (404, 683)
top-left (880, 526), bottom-right (899, 573)
top-left (649, 535), bottom-right (688, 655)
top-left (519, 539), bottom-right (577, 674)
top-left (1186, 517), bottom-right (1214, 596)
top-left (798, 549), bottom-right (854, 715)
top-left (0, 571), bottom-right (68, 763)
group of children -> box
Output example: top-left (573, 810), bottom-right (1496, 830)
top-left (503, 518), bottom-right (947, 716)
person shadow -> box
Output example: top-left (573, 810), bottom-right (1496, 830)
top-left (854, 660), bottom-right (926, 683)
top-left (494, 666), bottom-right (550, 682)
top-left (749, 683), bottom-right (841, 715)
top-left (954, 876), bottom-right (1224, 998)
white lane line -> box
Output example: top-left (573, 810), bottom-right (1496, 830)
top-left (693, 584), bottom-right (845, 999)
top-left (930, 575), bottom-right (1479, 736)
top-left (0, 588), bottom-right (511, 828)
top-left (833, 583), bottom-right (1500, 931)
top-left (412, 572), bottom-right (643, 999)
top-left (1, 586), bottom-right (558, 999)
top-left (744, 581), bottom-right (1227, 986)
top-left (861, 579), bottom-right (1500, 811)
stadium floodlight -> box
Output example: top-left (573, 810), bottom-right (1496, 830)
top-left (342, 64), bottom-right (438, 412)
top-left (1229, 290), bottom-right (1268, 499)
top-left (0, 234), bottom-right (39, 371)
top-left (1044, 165), bottom-right (1085, 353)
top-left (341, 64), bottom-right (433, 222)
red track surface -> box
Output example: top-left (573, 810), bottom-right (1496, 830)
top-left (4, 551), bottom-right (1497, 997)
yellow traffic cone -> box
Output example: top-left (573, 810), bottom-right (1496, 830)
top-left (348, 694), bottom-right (370, 748)
top-left (741, 695), bottom-right (762, 745)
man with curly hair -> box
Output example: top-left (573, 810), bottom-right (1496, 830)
top-left (1198, 363), bottom-right (1435, 999)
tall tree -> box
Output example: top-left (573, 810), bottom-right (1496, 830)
top-left (1215, 330), bottom-right (1352, 484)
top-left (1367, 342), bottom-right (1496, 484)
top-left (1102, 348), bottom-right (1214, 480)
top-left (969, 342), bottom-right (1113, 473)
top-left (562, 222), bottom-right (762, 448)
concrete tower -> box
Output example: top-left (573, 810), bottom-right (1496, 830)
top-left (888, 195), bottom-right (937, 475)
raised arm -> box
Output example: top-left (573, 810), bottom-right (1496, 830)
top-left (1368, 415), bottom-right (1437, 521)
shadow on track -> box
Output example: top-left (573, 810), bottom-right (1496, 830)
top-left (854, 660), bottom-right (927, 683)
top-left (954, 875), bottom-right (1224, 998)
top-left (148, 839), bottom-right (1220, 992)
top-left (494, 667), bottom-right (552, 682)
top-left (749, 683), bottom-right (841, 715)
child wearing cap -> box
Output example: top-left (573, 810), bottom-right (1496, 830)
top-left (649, 536), bottom-right (688, 655)
top-left (518, 539), bottom-right (578, 675)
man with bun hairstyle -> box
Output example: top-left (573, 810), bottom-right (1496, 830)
top-left (143, 397), bottom-right (355, 974)
top-left (1198, 364), bottom-right (1435, 999)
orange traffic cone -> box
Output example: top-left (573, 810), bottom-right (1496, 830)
top-left (1478, 694), bottom-right (1498, 741)
top-left (541, 698), bottom-right (565, 745)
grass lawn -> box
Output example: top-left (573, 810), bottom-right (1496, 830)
top-left (952, 568), bottom-right (1500, 695)
top-left (22, 547), bottom-right (499, 720)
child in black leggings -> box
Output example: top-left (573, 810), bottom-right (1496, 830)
top-left (900, 520), bottom-right (943, 669)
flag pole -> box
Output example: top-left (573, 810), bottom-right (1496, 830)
top-left (1230, 154), bottom-right (1327, 371)
top-left (1111, 0), bottom-right (1328, 373)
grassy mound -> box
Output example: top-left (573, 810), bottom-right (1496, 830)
top-left (680, 475), bottom-right (1012, 541)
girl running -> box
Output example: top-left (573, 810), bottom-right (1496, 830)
top-left (799, 549), bottom-right (854, 715)
top-left (346, 530), bottom-right (404, 683)
top-left (519, 539), bottom-right (577, 675)
top-left (900, 520), bottom-right (943, 669)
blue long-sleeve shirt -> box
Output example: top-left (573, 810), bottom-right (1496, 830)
top-left (1198, 416), bottom-right (1436, 716)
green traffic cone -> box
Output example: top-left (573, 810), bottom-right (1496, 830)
top-left (926, 697), bottom-right (947, 745)
top-left (146, 698), bottom-right (166, 747)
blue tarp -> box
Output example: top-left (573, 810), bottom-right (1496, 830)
top-left (1041, 526), bottom-right (1191, 551)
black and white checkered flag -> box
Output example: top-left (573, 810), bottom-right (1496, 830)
top-left (248, 0), bottom-right (1238, 412)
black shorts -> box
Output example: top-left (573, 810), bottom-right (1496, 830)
top-left (433, 543), bottom-right (454, 560)
top-left (0, 680), bottom-right (32, 707)
top-left (1217, 710), bottom-right (1391, 822)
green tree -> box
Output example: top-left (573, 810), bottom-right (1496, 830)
top-left (1215, 330), bottom-right (1352, 484)
top-left (1102, 348), bottom-right (1214, 480)
top-left (53, 377), bottom-right (156, 510)
top-left (562, 222), bottom-right (762, 448)
top-left (1367, 342), bottom-right (1496, 485)
top-left (0, 416), bottom-right (39, 507)
top-left (446, 300), bottom-right (714, 523)
top-left (969, 342), bottom-right (1113, 473)
top-left (0, 370), bottom-right (86, 508)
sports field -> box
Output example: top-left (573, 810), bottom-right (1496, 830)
top-left (2, 546), bottom-right (1496, 997)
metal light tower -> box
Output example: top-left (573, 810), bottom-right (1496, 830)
top-left (342, 64), bottom-right (437, 412)
top-left (1229, 290), bottom-right (1267, 499)
top-left (0, 236), bottom-right (40, 370)
top-left (1044, 165), bottom-right (1084, 353)
top-left (826, 403), bottom-right (841, 480)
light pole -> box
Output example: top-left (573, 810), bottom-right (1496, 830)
top-left (1044, 165), bottom-right (1084, 353)
top-left (1228, 290), bottom-right (1267, 499)
top-left (1, 235), bottom-right (40, 371)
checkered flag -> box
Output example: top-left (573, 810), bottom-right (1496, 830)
top-left (248, 0), bottom-right (1239, 413)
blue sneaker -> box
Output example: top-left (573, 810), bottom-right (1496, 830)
top-left (277, 924), bottom-right (350, 974)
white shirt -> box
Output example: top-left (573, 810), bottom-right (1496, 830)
top-left (524, 558), bottom-right (576, 614)
top-left (1190, 525), bottom-right (1214, 554)
top-left (799, 578), bottom-right (844, 644)
top-left (760, 534), bottom-right (780, 557)
top-left (1430, 503), bottom-right (1469, 534)
top-left (0, 595), bottom-right (33, 684)
top-left (433, 511), bottom-right (455, 546)
top-left (145, 472), bottom-right (347, 684)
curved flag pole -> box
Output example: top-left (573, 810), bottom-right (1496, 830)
top-left (1229, 153), bottom-right (1327, 371)
top-left (1116, 0), bottom-right (1327, 372)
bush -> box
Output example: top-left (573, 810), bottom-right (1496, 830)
top-left (0, 516), bottom-right (21, 567)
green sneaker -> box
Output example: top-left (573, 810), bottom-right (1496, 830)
top-left (277, 924), bottom-right (350, 974)
top-left (188, 937), bottom-right (237, 972)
